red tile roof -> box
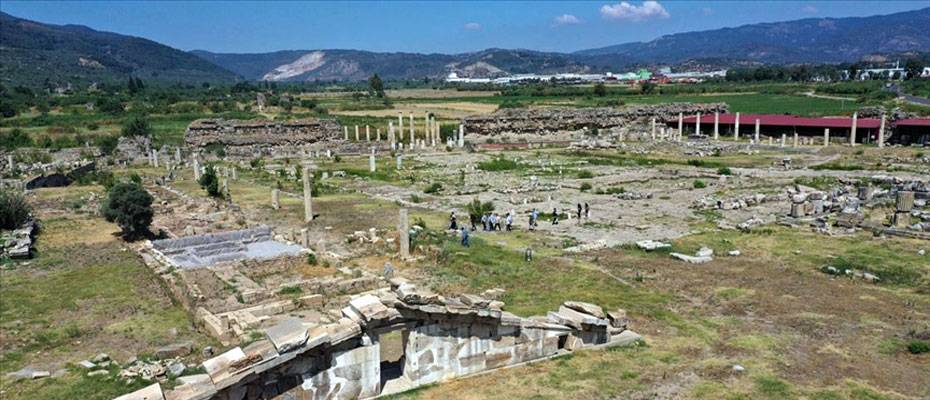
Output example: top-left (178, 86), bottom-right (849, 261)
top-left (894, 118), bottom-right (930, 127)
top-left (681, 114), bottom-right (881, 129)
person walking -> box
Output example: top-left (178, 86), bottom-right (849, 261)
top-left (449, 211), bottom-right (458, 230)
top-left (577, 203), bottom-right (582, 220)
top-left (531, 208), bottom-right (539, 228)
top-left (552, 208), bottom-right (559, 225)
top-left (460, 227), bottom-right (470, 247)
top-left (506, 212), bottom-right (513, 231)
top-left (584, 203), bottom-right (590, 219)
top-left (481, 213), bottom-right (488, 231)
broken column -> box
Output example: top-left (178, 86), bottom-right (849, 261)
top-left (193, 157), bottom-right (201, 181)
top-left (894, 191), bottom-right (914, 228)
top-left (175, 147), bottom-right (181, 163)
top-left (713, 112), bottom-right (719, 140)
top-left (152, 149), bottom-right (159, 168)
top-left (398, 208), bottom-right (409, 259)
top-left (458, 124), bottom-right (465, 147)
top-left (696, 112), bottom-right (701, 136)
top-left (396, 154), bottom-right (402, 170)
top-left (824, 128), bottom-right (830, 147)
top-left (7, 155), bottom-right (13, 172)
top-left (389, 122), bottom-right (396, 148)
top-left (734, 112), bottom-right (741, 140)
top-left (677, 113), bottom-right (683, 140)
top-left (300, 228), bottom-right (309, 248)
top-left (850, 112), bottom-right (858, 146)
top-left (878, 113), bottom-right (885, 148)
top-left (754, 119), bottom-right (760, 144)
top-left (651, 117), bottom-right (656, 140)
top-left (303, 166), bottom-right (313, 223)
top-left (271, 189), bottom-right (280, 209)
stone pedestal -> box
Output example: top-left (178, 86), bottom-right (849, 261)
top-left (896, 191), bottom-right (914, 212)
top-left (272, 189), bottom-right (280, 209)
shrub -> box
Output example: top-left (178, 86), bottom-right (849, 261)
top-left (0, 128), bottom-right (33, 150)
top-left (693, 180), bottom-right (707, 189)
top-left (306, 252), bottom-right (317, 266)
top-left (95, 135), bottom-right (119, 156)
top-left (579, 183), bottom-right (592, 192)
top-left (577, 170), bottom-right (594, 179)
top-left (424, 182), bottom-right (442, 194)
top-left (198, 165), bottom-right (222, 198)
top-left (907, 340), bottom-right (930, 354)
top-left (0, 190), bottom-right (32, 229)
top-left (717, 166), bottom-right (732, 175)
top-left (477, 157), bottom-right (520, 171)
top-left (101, 182), bottom-right (153, 239)
top-left (121, 115), bottom-right (151, 137)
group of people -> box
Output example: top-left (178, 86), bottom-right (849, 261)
top-left (450, 202), bottom-right (593, 247)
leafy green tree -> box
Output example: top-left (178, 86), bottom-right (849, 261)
top-left (369, 74), bottom-right (385, 98)
top-left (0, 189), bottom-right (32, 230)
top-left (0, 102), bottom-right (17, 118)
top-left (101, 182), bottom-right (153, 239)
top-left (640, 82), bottom-right (657, 95)
top-left (198, 165), bottom-right (221, 198)
top-left (95, 135), bottom-right (119, 155)
top-left (0, 128), bottom-right (33, 150)
top-left (121, 115), bottom-right (151, 137)
top-left (593, 82), bottom-right (607, 97)
top-left (905, 59), bottom-right (923, 80)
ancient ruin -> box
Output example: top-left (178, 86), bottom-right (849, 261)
top-left (185, 119), bottom-right (343, 155)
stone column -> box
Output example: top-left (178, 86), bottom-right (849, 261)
top-left (398, 113), bottom-right (403, 135)
top-left (793, 132), bottom-right (798, 147)
top-left (355, 125), bottom-right (360, 141)
top-left (232, 168), bottom-right (237, 180)
top-left (369, 150), bottom-right (376, 173)
top-left (7, 154), bottom-right (14, 171)
top-left (713, 112), bottom-right (719, 140)
top-left (389, 121), bottom-right (395, 146)
top-left (734, 112), bottom-right (741, 140)
top-left (396, 154), bottom-right (402, 170)
top-left (300, 228), bottom-right (309, 248)
top-left (458, 124), bottom-right (465, 147)
top-left (272, 189), bottom-right (280, 209)
top-left (193, 158), bottom-right (201, 181)
top-left (824, 128), bottom-right (830, 147)
top-left (850, 112), bottom-right (858, 146)
top-left (696, 113), bottom-right (702, 136)
top-left (878, 113), bottom-right (885, 148)
top-left (409, 114), bottom-right (414, 143)
top-left (365, 125), bottom-right (371, 141)
top-left (376, 128), bottom-right (381, 142)
top-left (780, 134), bottom-right (786, 147)
top-left (302, 166), bottom-right (313, 223)
top-left (677, 113), bottom-right (683, 140)
top-left (398, 208), bottom-right (409, 259)
top-left (651, 117), bottom-right (656, 140)
top-left (344, 126), bottom-right (349, 140)
top-left (175, 148), bottom-right (181, 163)
top-left (152, 149), bottom-right (159, 168)
top-left (754, 119), bottom-right (760, 143)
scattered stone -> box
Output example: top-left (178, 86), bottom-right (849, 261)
top-left (155, 341), bottom-right (193, 359)
top-left (92, 353), bottom-right (110, 363)
top-left (732, 364), bottom-right (746, 372)
top-left (167, 361), bottom-right (186, 377)
top-left (78, 360), bottom-right (97, 369)
top-left (636, 240), bottom-right (671, 251)
top-left (727, 250), bottom-right (741, 257)
top-left (87, 370), bottom-right (109, 377)
top-left (696, 246), bottom-right (714, 258)
top-left (670, 252), bottom-right (713, 264)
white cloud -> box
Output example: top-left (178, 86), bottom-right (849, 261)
top-left (802, 5), bottom-right (818, 14)
top-left (553, 14), bottom-right (582, 26)
top-left (464, 22), bottom-right (482, 30)
top-left (600, 1), bottom-right (670, 22)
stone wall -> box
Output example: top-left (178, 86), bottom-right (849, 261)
top-left (185, 118), bottom-right (343, 154)
top-left (114, 280), bottom-right (640, 400)
top-left (462, 103), bottom-right (728, 138)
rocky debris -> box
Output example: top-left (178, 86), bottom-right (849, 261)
top-left (5, 367), bottom-right (51, 380)
top-left (78, 360), bottom-right (97, 369)
top-left (614, 191), bottom-right (653, 201)
top-left (185, 118), bottom-right (342, 156)
top-left (463, 103), bottom-right (727, 137)
top-left (728, 250), bottom-right (742, 257)
top-left (636, 240), bottom-right (671, 251)
top-left (671, 247), bottom-right (714, 264)
top-left (0, 219), bottom-right (38, 259)
top-left (820, 265), bottom-right (881, 283)
top-left (563, 301), bottom-right (605, 319)
top-left (155, 341), bottom-right (193, 359)
top-left (118, 357), bottom-right (190, 382)
top-left (693, 193), bottom-right (780, 211)
top-left (737, 216), bottom-right (765, 232)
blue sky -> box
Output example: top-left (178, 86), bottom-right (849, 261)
top-left (2, 1), bottom-right (927, 54)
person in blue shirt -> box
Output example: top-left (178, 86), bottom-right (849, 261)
top-left (460, 227), bottom-right (470, 247)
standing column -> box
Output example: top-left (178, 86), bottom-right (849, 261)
top-left (303, 166), bottom-right (313, 223)
top-left (793, 132), bottom-right (798, 147)
top-left (780, 134), bottom-right (786, 147)
top-left (696, 113), bottom-right (702, 136)
top-left (365, 125), bottom-right (371, 141)
top-left (355, 125), bottom-right (360, 141)
top-left (713, 112), bottom-right (719, 140)
top-left (175, 148), bottom-right (181, 163)
top-left (344, 126), bottom-right (349, 140)
top-left (824, 128), bottom-right (830, 147)
top-left (734, 112), bottom-right (741, 140)
top-left (754, 119), bottom-right (760, 143)
top-left (389, 121), bottom-right (395, 146)
top-left (651, 117), bottom-right (656, 140)
top-left (458, 124), bottom-right (465, 147)
top-left (369, 149), bottom-right (376, 173)
top-left (377, 128), bottom-right (381, 142)
top-left (398, 208), bottom-right (410, 259)
top-left (193, 157), bottom-right (201, 181)
top-left (7, 154), bottom-right (14, 172)
top-left (271, 189), bottom-right (280, 209)
top-left (849, 112), bottom-right (858, 146)
top-left (677, 113), bottom-right (683, 141)
top-left (878, 113), bottom-right (886, 148)
top-left (408, 113), bottom-right (414, 144)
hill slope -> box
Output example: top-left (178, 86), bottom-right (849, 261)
top-left (0, 12), bottom-right (238, 87)
top-left (575, 7), bottom-right (930, 65)
top-left (191, 48), bottom-right (598, 82)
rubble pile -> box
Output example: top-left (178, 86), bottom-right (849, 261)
top-left (115, 281), bottom-right (640, 400)
top-left (0, 219), bottom-right (38, 259)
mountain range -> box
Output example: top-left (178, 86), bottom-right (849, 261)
top-left (1, 7), bottom-right (929, 87)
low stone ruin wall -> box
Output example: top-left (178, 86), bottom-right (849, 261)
top-left (462, 103), bottom-right (727, 139)
top-left (114, 280), bottom-right (640, 400)
top-left (185, 118), bottom-right (343, 155)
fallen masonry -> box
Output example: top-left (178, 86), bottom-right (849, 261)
top-left (113, 281), bottom-right (640, 400)
top-left (148, 225), bottom-right (305, 269)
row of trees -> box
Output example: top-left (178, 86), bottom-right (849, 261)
top-left (726, 59), bottom-right (926, 82)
